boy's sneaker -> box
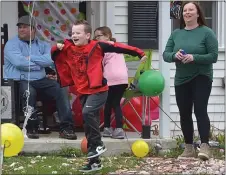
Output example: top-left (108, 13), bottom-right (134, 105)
top-left (112, 128), bottom-right (125, 139)
top-left (102, 127), bottom-right (113, 137)
top-left (87, 145), bottom-right (107, 159)
top-left (79, 158), bottom-right (102, 173)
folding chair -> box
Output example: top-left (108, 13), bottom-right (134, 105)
top-left (100, 50), bottom-right (154, 138)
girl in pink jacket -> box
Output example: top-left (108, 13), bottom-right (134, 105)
top-left (94, 26), bottom-right (128, 139)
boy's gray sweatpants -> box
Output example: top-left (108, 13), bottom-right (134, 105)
top-left (80, 91), bottom-right (108, 150)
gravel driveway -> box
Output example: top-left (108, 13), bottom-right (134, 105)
top-left (109, 157), bottom-right (225, 175)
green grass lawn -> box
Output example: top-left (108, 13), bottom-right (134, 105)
top-left (2, 155), bottom-right (143, 175)
top-left (2, 133), bottom-right (225, 174)
top-left (2, 147), bottom-right (224, 175)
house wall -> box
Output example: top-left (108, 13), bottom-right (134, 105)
top-left (1, 1), bottom-right (18, 39)
top-left (111, 1), bottom-right (225, 136)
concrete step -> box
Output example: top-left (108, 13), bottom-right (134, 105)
top-left (22, 132), bottom-right (177, 156)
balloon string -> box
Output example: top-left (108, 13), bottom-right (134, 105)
top-left (22, 1), bottom-right (36, 138)
top-left (3, 140), bottom-right (11, 148)
top-left (22, 105), bottom-right (35, 138)
top-left (0, 145), bottom-right (4, 174)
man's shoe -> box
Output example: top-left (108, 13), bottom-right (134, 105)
top-left (198, 143), bottom-right (211, 161)
top-left (27, 129), bottom-right (39, 139)
top-left (59, 127), bottom-right (77, 140)
top-left (87, 145), bottom-right (107, 159)
top-left (79, 158), bottom-right (102, 173)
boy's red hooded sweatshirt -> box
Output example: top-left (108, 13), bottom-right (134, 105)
top-left (51, 39), bottom-right (145, 95)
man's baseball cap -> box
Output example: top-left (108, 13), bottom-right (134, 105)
top-left (17, 15), bottom-right (36, 27)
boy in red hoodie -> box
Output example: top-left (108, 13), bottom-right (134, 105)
top-left (51, 20), bottom-right (146, 173)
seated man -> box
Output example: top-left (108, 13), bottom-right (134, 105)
top-left (3, 15), bottom-right (77, 140)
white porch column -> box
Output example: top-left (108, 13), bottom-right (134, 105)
top-left (224, 1), bottom-right (226, 136)
top-left (158, 1), bottom-right (171, 138)
top-left (217, 1), bottom-right (225, 49)
top-left (87, 1), bottom-right (107, 32)
top-left (86, 2), bottom-right (97, 32)
top-left (224, 1), bottom-right (226, 40)
top-left (99, 1), bottom-right (106, 27)
top-left (223, 1), bottom-right (225, 49)
top-left (106, 2), bottom-right (115, 35)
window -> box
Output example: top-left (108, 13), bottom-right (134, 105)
top-left (199, 1), bottom-right (217, 32)
top-left (128, 1), bottom-right (158, 50)
top-left (172, 1), bottom-right (217, 32)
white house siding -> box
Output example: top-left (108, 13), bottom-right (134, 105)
top-left (1, 1), bottom-right (18, 39)
top-left (114, 1), bottom-right (128, 44)
top-left (111, 1), bottom-right (225, 137)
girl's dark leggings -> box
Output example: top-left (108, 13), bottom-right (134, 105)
top-left (104, 84), bottom-right (127, 128)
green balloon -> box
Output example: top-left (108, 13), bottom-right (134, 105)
top-left (138, 70), bottom-right (165, 97)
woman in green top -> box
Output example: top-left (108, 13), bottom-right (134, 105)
top-left (163, 2), bottom-right (218, 161)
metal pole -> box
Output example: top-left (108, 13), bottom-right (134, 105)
top-left (141, 95), bottom-right (150, 139)
top-left (148, 97), bottom-right (150, 126)
top-left (142, 95), bottom-right (145, 125)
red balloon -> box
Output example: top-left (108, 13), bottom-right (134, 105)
top-left (122, 97), bottom-right (143, 132)
top-left (122, 96), bottom-right (160, 132)
top-left (150, 96), bottom-right (159, 110)
top-left (150, 107), bottom-right (159, 121)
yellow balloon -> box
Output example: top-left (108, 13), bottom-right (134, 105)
top-left (1, 123), bottom-right (24, 157)
top-left (132, 140), bottom-right (149, 158)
